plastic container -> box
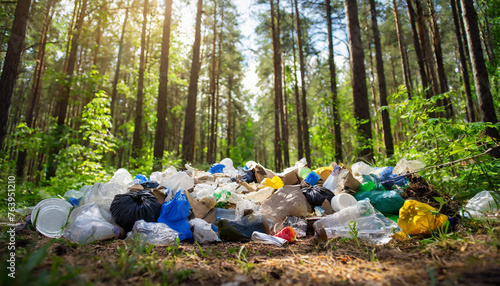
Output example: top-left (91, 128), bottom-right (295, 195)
top-left (331, 193), bottom-right (357, 212)
top-left (313, 200), bottom-right (374, 230)
top-left (304, 171), bottom-right (321, 186)
top-left (32, 198), bottom-right (73, 238)
top-left (298, 167), bottom-right (312, 180)
top-left (323, 165), bottom-right (342, 191)
top-left (251, 231), bottom-right (287, 247)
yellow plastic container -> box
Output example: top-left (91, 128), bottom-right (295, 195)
top-left (315, 166), bottom-right (333, 181)
top-left (262, 176), bottom-right (285, 190)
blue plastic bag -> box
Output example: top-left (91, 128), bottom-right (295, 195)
top-left (208, 164), bottom-right (225, 174)
top-left (134, 174), bottom-right (148, 184)
top-left (158, 191), bottom-right (192, 241)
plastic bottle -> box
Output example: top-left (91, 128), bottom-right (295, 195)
top-left (314, 199), bottom-right (374, 230)
top-left (323, 165), bottom-right (342, 191)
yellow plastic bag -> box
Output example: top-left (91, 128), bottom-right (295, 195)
top-left (315, 167), bottom-right (333, 181)
top-left (262, 176), bottom-right (284, 190)
top-left (398, 200), bottom-right (448, 235)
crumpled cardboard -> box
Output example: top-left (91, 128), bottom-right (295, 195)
top-left (260, 185), bottom-right (309, 224)
top-left (185, 190), bottom-right (216, 220)
top-left (279, 168), bottom-right (301, 185)
top-left (333, 169), bottom-right (360, 196)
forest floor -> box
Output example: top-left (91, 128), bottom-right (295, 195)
top-left (1, 223), bottom-right (500, 286)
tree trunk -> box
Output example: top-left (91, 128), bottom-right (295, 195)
top-left (294, 0), bottom-right (311, 168)
top-left (282, 58), bottom-right (290, 167)
top-left (182, 0), bottom-right (204, 163)
top-left (393, 0), bottom-right (413, 99)
top-left (16, 2), bottom-right (54, 178)
top-left (407, 0), bottom-right (431, 99)
top-left (132, 0), bottom-right (149, 160)
top-left (461, 0), bottom-right (499, 140)
top-left (111, 5), bottom-right (129, 120)
top-left (270, 0), bottom-right (283, 171)
top-left (369, 0), bottom-right (394, 157)
top-left (345, 0), bottom-right (373, 160)
top-left (290, 0), bottom-right (303, 160)
top-left (227, 75), bottom-right (232, 158)
top-left (207, 0), bottom-right (217, 164)
top-left (450, 0), bottom-right (475, 122)
top-left (153, 0), bottom-right (173, 170)
top-left (0, 0), bottom-right (31, 149)
top-left (325, 0), bottom-right (343, 163)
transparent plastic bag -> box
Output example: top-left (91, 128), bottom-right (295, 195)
top-left (461, 191), bottom-right (500, 218)
top-left (236, 199), bottom-right (260, 219)
top-left (190, 218), bottom-right (220, 244)
top-left (63, 203), bottom-right (123, 244)
top-left (393, 159), bottom-right (425, 174)
top-left (108, 168), bottom-right (133, 192)
top-left (159, 172), bottom-right (195, 201)
top-left (126, 219), bottom-right (178, 246)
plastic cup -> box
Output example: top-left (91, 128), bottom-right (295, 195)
top-left (32, 198), bottom-right (72, 238)
top-left (331, 193), bottom-right (357, 212)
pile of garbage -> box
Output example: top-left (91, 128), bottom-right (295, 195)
top-left (27, 158), bottom-right (499, 246)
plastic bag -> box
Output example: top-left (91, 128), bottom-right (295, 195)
top-left (126, 219), bottom-right (178, 246)
top-left (302, 185), bottom-right (334, 207)
top-left (158, 191), bottom-right (193, 241)
top-left (235, 199), bottom-right (260, 219)
top-left (108, 168), bottom-right (133, 192)
top-left (351, 161), bottom-right (374, 176)
top-left (398, 200), bottom-right (448, 235)
top-left (273, 216), bottom-right (307, 238)
top-left (159, 171), bottom-right (195, 201)
top-left (64, 185), bottom-right (92, 206)
top-left (238, 167), bottom-right (256, 183)
top-left (191, 183), bottom-right (218, 200)
top-left (150, 166), bottom-right (177, 183)
top-left (110, 191), bottom-right (162, 233)
top-left (83, 182), bottom-right (125, 223)
top-left (393, 159), bottom-right (425, 174)
top-left (274, 226), bottom-right (296, 242)
top-left (262, 176), bottom-right (284, 190)
top-left (190, 218), bottom-right (221, 244)
top-left (63, 203), bottom-right (123, 244)
top-left (355, 188), bottom-right (405, 215)
top-left (460, 191), bottom-right (500, 218)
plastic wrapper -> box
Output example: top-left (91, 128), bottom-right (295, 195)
top-left (158, 191), bottom-right (192, 241)
top-left (63, 203), bottom-right (123, 244)
top-left (262, 176), bottom-right (284, 190)
top-left (273, 216), bottom-right (307, 238)
top-left (393, 159), bottom-right (425, 174)
top-left (274, 226), bottom-right (296, 242)
top-left (251, 231), bottom-right (287, 247)
top-left (398, 200), bottom-right (448, 235)
top-left (191, 183), bottom-right (218, 200)
top-left (110, 191), bottom-right (162, 233)
top-left (190, 218), bottom-right (221, 244)
top-left (126, 220), bottom-right (178, 246)
top-left (351, 162), bottom-right (374, 177)
top-left (235, 199), bottom-right (260, 219)
top-left (302, 185), bottom-right (334, 207)
top-left (460, 191), bottom-right (500, 218)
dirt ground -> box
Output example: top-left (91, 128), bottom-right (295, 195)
top-left (2, 222), bottom-right (499, 286)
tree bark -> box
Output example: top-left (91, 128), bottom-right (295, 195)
top-left (294, 0), bottom-right (311, 167)
top-left (282, 58), bottom-right (290, 167)
top-left (450, 0), bottom-right (475, 122)
top-left (369, 0), bottom-right (394, 157)
top-left (132, 0), bottom-right (149, 160)
top-left (208, 0), bottom-right (218, 164)
top-left (461, 0), bottom-right (499, 140)
top-left (325, 0), bottom-right (343, 163)
top-left (111, 5), bottom-right (129, 120)
top-left (270, 0), bottom-right (283, 171)
top-left (227, 75), bottom-right (232, 158)
top-left (153, 0), bottom-right (173, 170)
top-left (290, 0), bottom-right (303, 160)
top-left (0, 0), bottom-right (31, 149)
top-left (182, 0), bottom-right (204, 163)
top-left (393, 0), bottom-right (412, 99)
top-left (345, 0), bottom-right (373, 160)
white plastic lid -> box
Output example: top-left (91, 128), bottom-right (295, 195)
top-left (32, 198), bottom-right (72, 238)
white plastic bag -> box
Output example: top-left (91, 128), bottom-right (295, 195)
top-left (108, 168), bottom-right (133, 192)
top-left (159, 171), bottom-right (195, 201)
top-left (236, 199), bottom-right (260, 219)
top-left (190, 218), bottom-right (220, 244)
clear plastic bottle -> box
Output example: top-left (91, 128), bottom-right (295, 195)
top-left (314, 199), bottom-right (374, 230)
top-left (323, 165), bottom-right (342, 191)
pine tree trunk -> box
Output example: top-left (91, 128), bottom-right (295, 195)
top-left (369, 0), bottom-right (394, 157)
top-left (345, 0), bottom-right (373, 160)
top-left (270, 0), bottom-right (283, 171)
top-left (461, 0), bottom-right (499, 140)
top-left (294, 0), bottom-right (311, 167)
top-left (181, 0), bottom-right (204, 163)
top-left (451, 0), bottom-right (475, 122)
top-left (325, 0), bottom-right (343, 163)
top-left (132, 0), bottom-right (149, 160)
top-left (0, 0), bottom-right (31, 149)
top-left (208, 0), bottom-right (218, 164)
top-left (393, 0), bottom-right (413, 99)
top-left (282, 58), bottom-right (290, 167)
top-left (290, 1), bottom-right (303, 160)
top-left (277, 3), bottom-right (288, 168)
top-left (153, 0), bottom-right (173, 170)
top-left (111, 6), bottom-right (129, 120)
top-left (227, 75), bottom-right (232, 158)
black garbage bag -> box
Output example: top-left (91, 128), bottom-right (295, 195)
top-left (302, 185), bottom-right (334, 207)
top-left (111, 191), bottom-right (162, 233)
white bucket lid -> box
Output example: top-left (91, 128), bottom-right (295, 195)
top-left (32, 198), bottom-right (72, 238)
top-left (331, 193), bottom-right (357, 212)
